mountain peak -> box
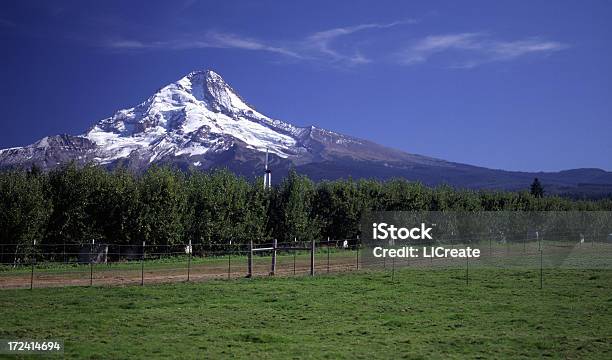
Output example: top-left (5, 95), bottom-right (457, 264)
top-left (185, 69), bottom-right (220, 78)
top-left (173, 69), bottom-right (257, 116)
top-left (182, 69), bottom-right (225, 90)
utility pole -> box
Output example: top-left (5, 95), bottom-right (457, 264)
top-left (263, 148), bottom-right (271, 190)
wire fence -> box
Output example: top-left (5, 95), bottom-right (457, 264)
top-left (0, 236), bottom-right (610, 290)
top-left (0, 239), bottom-right (360, 289)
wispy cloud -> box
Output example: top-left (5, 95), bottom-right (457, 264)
top-left (106, 31), bottom-right (302, 58)
top-left (103, 22), bottom-right (567, 69)
top-left (103, 20), bottom-right (415, 65)
top-left (0, 18), bottom-right (17, 28)
top-left (206, 32), bottom-right (301, 58)
top-left (107, 39), bottom-right (149, 49)
top-left (398, 32), bottom-right (568, 68)
top-left (303, 20), bottom-right (416, 64)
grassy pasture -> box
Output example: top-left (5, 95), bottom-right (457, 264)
top-left (0, 268), bottom-right (610, 359)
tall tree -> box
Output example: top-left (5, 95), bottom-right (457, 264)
top-left (530, 178), bottom-right (545, 198)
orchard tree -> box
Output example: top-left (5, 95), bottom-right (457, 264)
top-left (95, 168), bottom-right (140, 245)
top-left (46, 163), bottom-right (106, 246)
top-left (137, 166), bottom-right (187, 247)
top-left (0, 170), bottom-right (51, 264)
top-left (271, 169), bottom-right (320, 242)
top-left (313, 179), bottom-right (365, 240)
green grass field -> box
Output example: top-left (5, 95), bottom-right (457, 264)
top-left (1, 268), bottom-right (611, 359)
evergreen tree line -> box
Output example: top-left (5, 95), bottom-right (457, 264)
top-left (1, 164), bottom-right (611, 261)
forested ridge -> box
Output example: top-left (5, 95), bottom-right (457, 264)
top-left (1, 164), bottom-right (611, 251)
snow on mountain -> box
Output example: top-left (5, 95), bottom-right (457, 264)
top-left (85, 70), bottom-right (304, 164)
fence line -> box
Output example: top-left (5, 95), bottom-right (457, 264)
top-left (0, 236), bottom-right (610, 290)
top-left (0, 238), bottom-right (361, 289)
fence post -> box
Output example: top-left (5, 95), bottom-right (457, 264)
top-left (247, 240), bottom-right (253, 278)
top-left (310, 239), bottom-right (315, 276)
top-left (30, 239), bottom-right (36, 290)
top-left (271, 239), bottom-right (277, 276)
top-left (141, 241), bottom-right (145, 286)
top-left (90, 239), bottom-right (94, 286)
top-left (293, 237), bottom-right (297, 275)
top-left (187, 239), bottom-right (192, 282)
top-left (406, 240), bottom-right (410, 267)
top-left (466, 253), bottom-right (469, 286)
top-left (356, 236), bottom-right (360, 271)
top-left (327, 237), bottom-right (330, 273)
top-left (228, 239), bottom-right (232, 280)
top-left (540, 241), bottom-right (543, 290)
top-left (391, 256), bottom-right (395, 282)
top-left (506, 237), bottom-right (509, 254)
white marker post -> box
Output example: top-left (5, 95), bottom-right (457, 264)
top-left (293, 237), bottom-right (297, 275)
top-left (187, 239), bottom-right (192, 282)
top-left (327, 237), bottom-right (330, 273)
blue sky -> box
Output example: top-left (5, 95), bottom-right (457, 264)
top-left (1, 0), bottom-right (610, 171)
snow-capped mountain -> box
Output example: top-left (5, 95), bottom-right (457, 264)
top-left (1, 70), bottom-right (611, 196)
top-left (85, 70), bottom-right (307, 164)
top-left (0, 70), bottom-right (443, 172)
